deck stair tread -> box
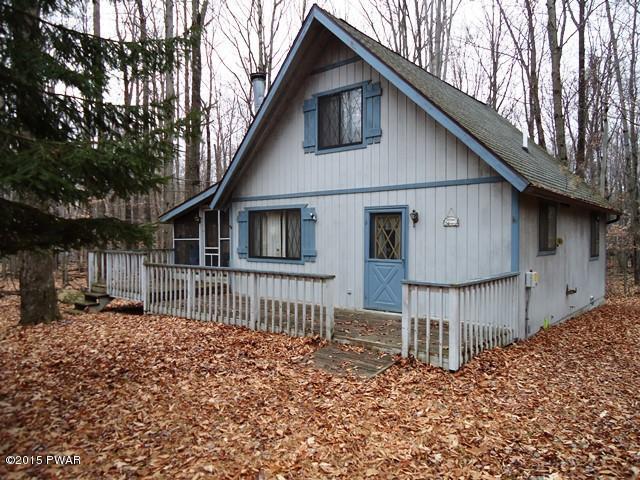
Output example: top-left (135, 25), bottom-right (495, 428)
top-left (309, 344), bottom-right (395, 379)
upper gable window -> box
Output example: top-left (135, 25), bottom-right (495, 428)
top-left (318, 87), bottom-right (363, 149)
top-left (538, 202), bottom-right (557, 254)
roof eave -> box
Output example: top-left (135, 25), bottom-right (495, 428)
top-left (159, 184), bottom-right (219, 223)
top-left (523, 185), bottom-right (621, 215)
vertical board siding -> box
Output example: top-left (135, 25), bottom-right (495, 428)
top-left (232, 182), bottom-right (512, 309)
top-left (227, 37), bottom-right (514, 309)
top-left (519, 195), bottom-right (606, 337)
top-left (234, 39), bottom-right (498, 199)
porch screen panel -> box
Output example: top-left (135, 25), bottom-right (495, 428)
top-left (249, 209), bottom-right (301, 260)
top-left (174, 213), bottom-right (200, 265)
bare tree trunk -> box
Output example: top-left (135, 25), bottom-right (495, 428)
top-left (164, 0), bottom-right (176, 213)
top-left (185, 0), bottom-right (208, 197)
top-left (19, 249), bottom-right (59, 325)
top-left (572, 0), bottom-right (588, 177)
top-left (606, 0), bottom-right (639, 281)
top-left (546, 0), bottom-right (569, 165)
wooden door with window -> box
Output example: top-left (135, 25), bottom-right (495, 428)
top-left (364, 207), bottom-right (407, 312)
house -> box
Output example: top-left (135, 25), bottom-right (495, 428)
top-left (87, 6), bottom-right (618, 371)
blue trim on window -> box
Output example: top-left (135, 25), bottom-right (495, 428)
top-left (313, 81), bottom-right (368, 154)
top-left (241, 204), bottom-right (312, 265)
top-left (511, 188), bottom-right (520, 272)
top-left (537, 250), bottom-right (556, 257)
top-left (314, 142), bottom-right (368, 155)
top-left (589, 256), bottom-right (600, 262)
top-left (232, 176), bottom-right (504, 203)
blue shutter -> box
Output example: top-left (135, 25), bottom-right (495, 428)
top-left (237, 210), bottom-right (248, 258)
top-left (364, 82), bottom-right (382, 144)
top-left (303, 97), bottom-right (317, 153)
top-left (301, 207), bottom-right (317, 262)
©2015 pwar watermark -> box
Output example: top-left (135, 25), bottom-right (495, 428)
top-left (5, 455), bottom-right (81, 466)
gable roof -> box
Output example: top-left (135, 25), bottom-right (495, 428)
top-left (159, 183), bottom-right (218, 223)
top-left (209, 5), bottom-right (616, 213)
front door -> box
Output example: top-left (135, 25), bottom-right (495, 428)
top-left (364, 207), bottom-right (407, 312)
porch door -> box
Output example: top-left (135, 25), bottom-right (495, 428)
top-left (364, 207), bottom-right (407, 312)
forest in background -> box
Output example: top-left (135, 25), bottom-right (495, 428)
top-left (2, 0), bottom-right (639, 281)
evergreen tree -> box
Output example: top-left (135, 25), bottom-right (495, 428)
top-left (0, 0), bottom-right (185, 324)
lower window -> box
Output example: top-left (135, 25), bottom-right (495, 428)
top-left (249, 209), bottom-right (301, 260)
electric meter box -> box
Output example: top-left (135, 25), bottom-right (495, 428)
top-left (525, 271), bottom-right (539, 288)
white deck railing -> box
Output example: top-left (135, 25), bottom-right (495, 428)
top-left (88, 250), bottom-right (174, 301)
top-left (145, 263), bottom-right (335, 340)
top-left (401, 272), bottom-right (520, 371)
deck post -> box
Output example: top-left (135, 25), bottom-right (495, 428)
top-left (325, 279), bottom-right (334, 340)
top-left (186, 268), bottom-right (194, 318)
top-left (448, 288), bottom-right (461, 371)
top-left (88, 252), bottom-right (95, 291)
top-left (141, 259), bottom-right (148, 313)
top-left (401, 283), bottom-right (410, 357)
top-left (250, 273), bottom-right (259, 330)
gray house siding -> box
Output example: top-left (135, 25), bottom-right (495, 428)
top-left (518, 194), bottom-right (606, 337)
top-left (228, 38), bottom-right (514, 309)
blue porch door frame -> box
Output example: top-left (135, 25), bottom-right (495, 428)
top-left (364, 206), bottom-right (408, 312)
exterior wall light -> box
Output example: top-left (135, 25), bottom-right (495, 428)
top-left (410, 209), bottom-right (419, 225)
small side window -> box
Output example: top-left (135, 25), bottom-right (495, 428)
top-left (590, 213), bottom-right (600, 258)
top-left (538, 202), bottom-right (557, 253)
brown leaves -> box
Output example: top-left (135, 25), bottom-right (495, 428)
top-left (0, 282), bottom-right (639, 478)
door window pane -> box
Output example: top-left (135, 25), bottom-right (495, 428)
top-left (370, 213), bottom-right (402, 260)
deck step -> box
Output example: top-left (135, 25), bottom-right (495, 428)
top-left (310, 344), bottom-right (395, 379)
top-left (74, 290), bottom-right (113, 313)
top-left (334, 334), bottom-right (402, 355)
top-left (90, 283), bottom-right (107, 294)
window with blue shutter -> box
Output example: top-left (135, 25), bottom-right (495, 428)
top-left (303, 98), bottom-right (316, 152)
top-left (301, 207), bottom-right (317, 262)
top-left (237, 206), bottom-right (317, 264)
top-left (364, 82), bottom-right (382, 144)
top-left (303, 81), bottom-right (382, 154)
top-left (237, 210), bottom-right (248, 258)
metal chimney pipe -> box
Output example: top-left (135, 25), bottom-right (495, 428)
top-left (522, 131), bottom-right (529, 152)
top-left (250, 71), bottom-right (266, 114)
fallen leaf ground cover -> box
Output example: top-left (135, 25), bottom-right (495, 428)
top-left (0, 281), bottom-right (639, 479)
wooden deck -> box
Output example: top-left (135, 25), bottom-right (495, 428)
top-left (334, 308), bottom-right (452, 369)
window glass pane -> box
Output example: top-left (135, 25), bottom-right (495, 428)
top-left (175, 240), bottom-right (199, 265)
top-left (591, 214), bottom-right (599, 257)
top-left (340, 89), bottom-right (362, 145)
top-left (248, 209), bottom-right (301, 260)
top-left (370, 213), bottom-right (402, 260)
top-left (539, 203), bottom-right (557, 252)
top-left (205, 210), bottom-right (218, 247)
top-left (174, 213), bottom-right (199, 239)
top-left (318, 94), bottom-right (341, 148)
top-left (318, 87), bottom-right (362, 149)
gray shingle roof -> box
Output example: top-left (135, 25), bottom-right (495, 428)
top-left (325, 9), bottom-right (616, 212)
